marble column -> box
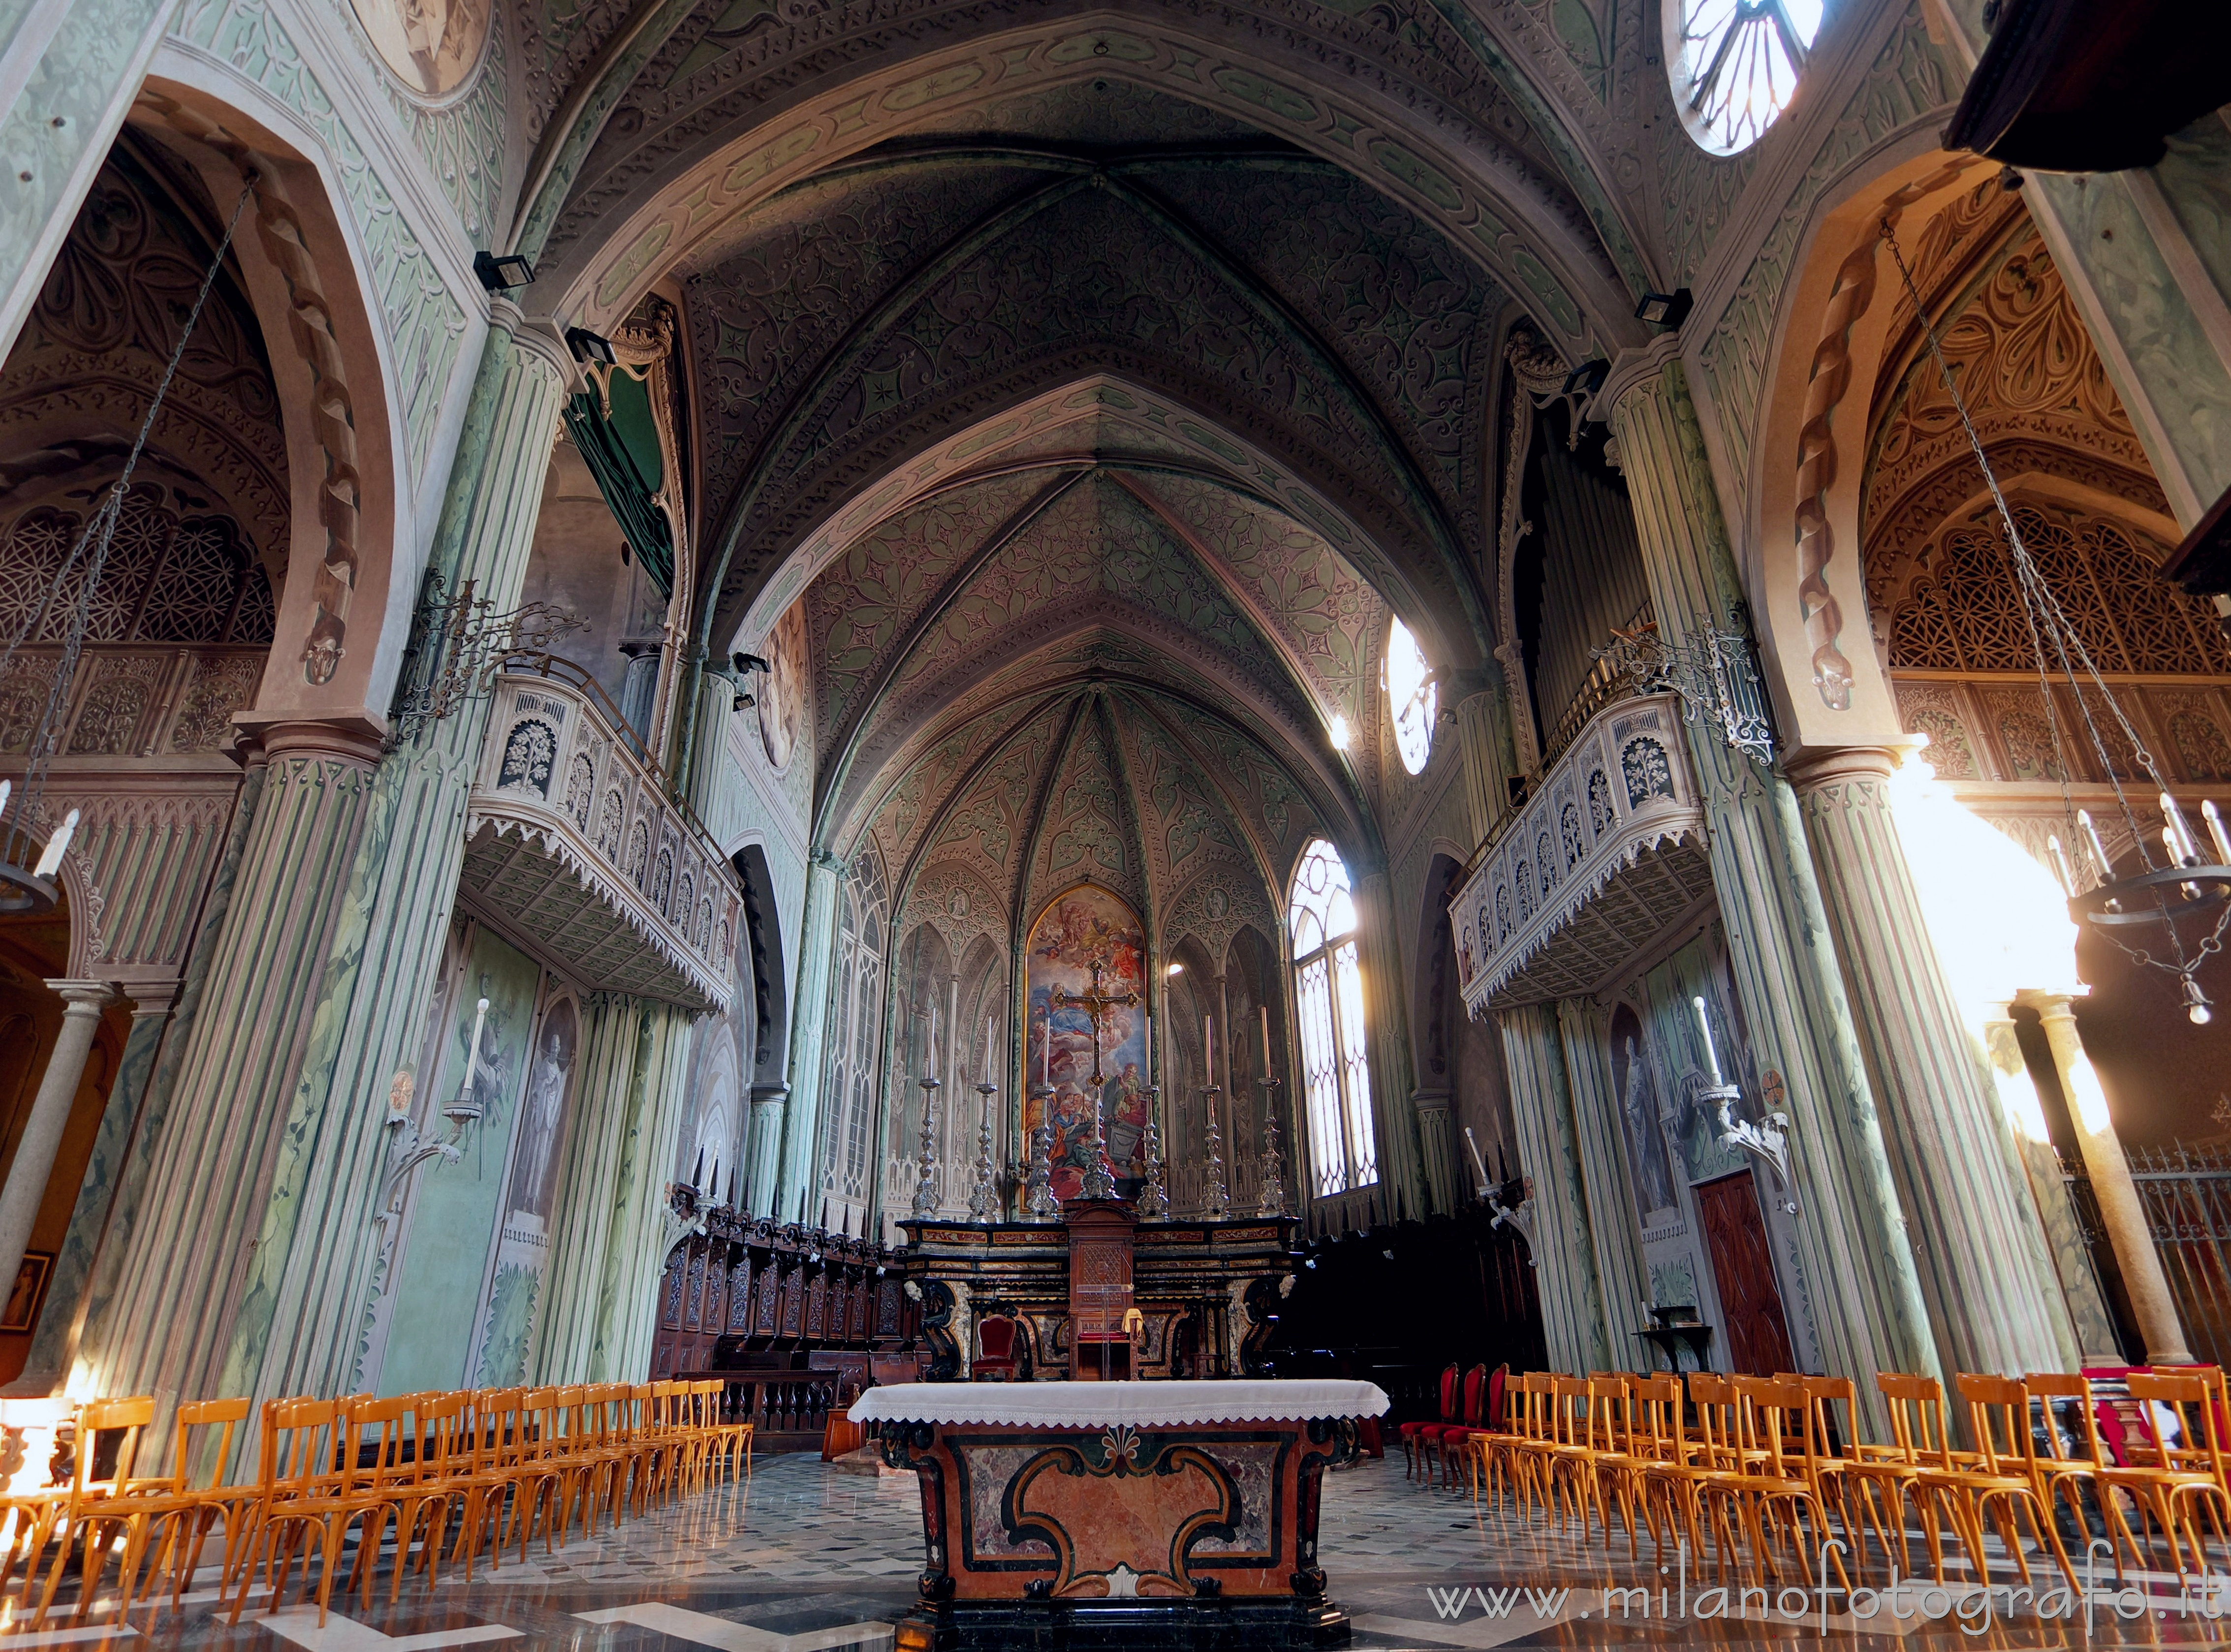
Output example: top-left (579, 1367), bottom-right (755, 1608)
top-left (1555, 998), bottom-right (1651, 1371)
top-left (79, 314), bottom-right (567, 1417)
top-left (1499, 1004), bottom-right (1610, 1375)
top-left (1981, 1002), bottom-right (2121, 1364)
top-left (1788, 746), bottom-right (2075, 1378)
top-left (0, 981), bottom-right (113, 1293)
top-left (1604, 347), bottom-right (1937, 1421)
top-left (12, 980), bottom-right (173, 1393)
top-left (1354, 870), bottom-right (1424, 1219)
top-left (776, 849), bottom-right (846, 1221)
top-left (2028, 992), bottom-right (2193, 1364)
top-left (0, 0), bottom-right (177, 361)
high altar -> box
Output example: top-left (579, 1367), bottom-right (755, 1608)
top-left (854, 1377), bottom-right (1387, 1650)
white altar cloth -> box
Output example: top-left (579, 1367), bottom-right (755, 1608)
top-left (849, 1378), bottom-right (1387, 1428)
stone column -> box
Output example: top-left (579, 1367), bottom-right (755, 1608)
top-left (1981, 1003), bottom-right (2120, 1364)
top-left (776, 849), bottom-right (846, 1221)
top-left (1354, 870), bottom-right (1423, 1219)
top-left (1499, 1003), bottom-right (1609, 1374)
top-left (1555, 998), bottom-right (1651, 1370)
top-left (12, 980), bottom-right (172, 1393)
top-left (0, 981), bottom-right (113, 1293)
top-left (1788, 746), bottom-right (2075, 1378)
top-left (79, 314), bottom-right (567, 1415)
top-left (2029, 992), bottom-right (2193, 1364)
top-left (533, 994), bottom-right (646, 1383)
top-left (1603, 347), bottom-right (1937, 1420)
top-left (1446, 673), bottom-right (1509, 849)
top-left (0, 0), bottom-right (177, 362)
top-left (590, 1002), bottom-right (694, 1380)
top-left (745, 1081), bottom-right (788, 1216)
top-left (1410, 1088), bottom-right (1461, 1215)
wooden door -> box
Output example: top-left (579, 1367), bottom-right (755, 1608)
top-left (1695, 1172), bottom-right (1796, 1375)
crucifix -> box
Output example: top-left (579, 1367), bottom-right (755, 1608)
top-left (1052, 957), bottom-right (1139, 1203)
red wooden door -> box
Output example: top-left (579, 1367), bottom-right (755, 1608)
top-left (1695, 1172), bottom-right (1796, 1375)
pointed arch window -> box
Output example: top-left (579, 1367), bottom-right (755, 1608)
top-left (1288, 839), bottom-right (1376, 1197)
top-left (1386, 618), bottom-right (1438, 775)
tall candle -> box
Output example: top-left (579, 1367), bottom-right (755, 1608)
top-left (2077, 809), bottom-right (2112, 878)
top-left (2163, 794), bottom-right (2200, 865)
top-left (947, 978), bottom-right (960, 1083)
top-left (461, 997), bottom-right (490, 1099)
top-left (1260, 1005), bottom-right (1272, 1067)
top-left (1463, 1126), bottom-right (1491, 1190)
top-left (1041, 1008), bottom-right (1050, 1087)
top-left (1204, 1015), bottom-right (1214, 1082)
top-left (928, 1006), bottom-right (939, 1082)
top-left (1692, 996), bottom-right (1723, 1087)
top-left (983, 1016), bottom-right (994, 1085)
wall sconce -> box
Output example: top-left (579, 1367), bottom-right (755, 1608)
top-left (374, 997), bottom-right (488, 1226)
top-left (473, 250), bottom-right (536, 292)
top-left (1634, 288), bottom-right (1694, 329)
top-left (1697, 996), bottom-right (1796, 1214)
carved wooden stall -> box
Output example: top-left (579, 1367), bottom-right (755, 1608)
top-left (651, 1200), bottom-right (914, 1452)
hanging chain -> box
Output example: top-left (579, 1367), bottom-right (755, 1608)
top-left (1, 177), bottom-right (256, 857)
top-left (1879, 217), bottom-right (2205, 986)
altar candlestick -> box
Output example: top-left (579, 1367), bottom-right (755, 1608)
top-left (1692, 996), bottom-right (1724, 1088)
top-left (1260, 1005), bottom-right (1271, 1067)
top-left (460, 997), bottom-right (490, 1100)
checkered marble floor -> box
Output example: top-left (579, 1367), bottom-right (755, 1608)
top-left (9, 1453), bottom-right (2227, 1649)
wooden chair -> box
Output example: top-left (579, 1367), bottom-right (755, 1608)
top-left (227, 1396), bottom-right (349, 1625)
top-left (101, 1397), bottom-right (255, 1620)
top-left (1840, 1373), bottom-right (1955, 1579)
top-left (444, 1386), bottom-right (528, 1581)
top-left (2098, 1371), bottom-right (2231, 1583)
top-left (1703, 1378), bottom-right (1852, 1588)
top-left (1399, 1365), bottom-right (1459, 1482)
top-left (705, 1377), bottom-right (754, 1482)
top-left (23, 1395), bottom-right (157, 1627)
top-left (1945, 1374), bottom-right (2079, 1591)
top-left (2023, 1371), bottom-right (2109, 1561)
top-left (1638, 1376), bottom-right (1720, 1564)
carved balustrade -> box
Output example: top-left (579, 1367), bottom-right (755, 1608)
top-left (462, 662), bottom-right (740, 1010)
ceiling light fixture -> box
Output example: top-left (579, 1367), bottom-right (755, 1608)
top-left (473, 250), bottom-right (536, 292)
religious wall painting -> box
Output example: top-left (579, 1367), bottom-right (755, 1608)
top-left (1608, 1001), bottom-right (1680, 1231)
top-left (349, 0), bottom-right (491, 97)
top-left (1024, 884), bottom-right (1147, 1201)
top-left (757, 599), bottom-right (808, 770)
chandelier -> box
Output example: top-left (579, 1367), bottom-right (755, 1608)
top-left (0, 178), bottom-right (256, 915)
top-left (1883, 220), bottom-right (2229, 1025)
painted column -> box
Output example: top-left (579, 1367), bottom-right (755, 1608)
top-left (1981, 1002), bottom-right (2121, 1363)
top-left (13, 980), bottom-right (171, 1393)
top-left (1498, 1003), bottom-right (1609, 1375)
top-left (0, 0), bottom-right (176, 363)
top-left (1603, 347), bottom-right (1937, 1419)
top-left (744, 1081), bottom-right (787, 1218)
top-left (1554, 998), bottom-right (1651, 1371)
top-left (1354, 870), bottom-right (1423, 1219)
top-left (590, 1002), bottom-right (694, 1379)
top-left (0, 981), bottom-right (113, 1292)
top-left (1409, 1088), bottom-right (1461, 1216)
top-left (1787, 746), bottom-right (2075, 1378)
top-left (2028, 991), bottom-right (2193, 1364)
top-left (1448, 676), bottom-right (1509, 851)
top-left (78, 313), bottom-right (566, 1415)
top-left (81, 719), bottom-right (381, 1411)
top-left (775, 848), bottom-right (844, 1221)
top-left (534, 994), bottom-right (646, 1382)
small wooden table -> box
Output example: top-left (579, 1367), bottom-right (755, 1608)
top-left (854, 1378), bottom-right (1386, 1650)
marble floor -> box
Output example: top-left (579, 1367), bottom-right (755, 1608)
top-left (3, 1453), bottom-right (2225, 1650)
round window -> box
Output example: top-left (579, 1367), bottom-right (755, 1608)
top-left (1665, 0), bottom-right (1824, 156)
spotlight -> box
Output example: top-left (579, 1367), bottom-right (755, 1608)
top-left (1166, 963), bottom-right (1184, 977)
top-left (473, 250), bottom-right (536, 292)
top-left (1560, 358), bottom-right (1609, 399)
top-left (566, 326), bottom-right (616, 365)
top-left (1633, 288), bottom-right (1693, 329)
top-left (733, 693), bottom-right (756, 712)
top-left (733, 651), bottom-right (771, 674)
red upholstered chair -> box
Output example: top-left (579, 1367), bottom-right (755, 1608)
top-left (1420, 1365), bottom-right (1489, 1487)
top-left (974, 1316), bottom-right (1022, 1381)
top-left (1400, 1365), bottom-right (1460, 1481)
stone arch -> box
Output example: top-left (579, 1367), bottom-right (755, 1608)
top-left (126, 66), bottom-right (415, 728)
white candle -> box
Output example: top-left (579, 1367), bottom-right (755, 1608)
top-left (982, 1016), bottom-right (994, 1085)
top-left (1260, 1005), bottom-right (1272, 1068)
top-left (2205, 801), bottom-right (2231, 867)
top-left (32, 808), bottom-right (78, 878)
top-left (1692, 996), bottom-right (1724, 1087)
top-left (2077, 809), bottom-right (2113, 879)
top-left (1463, 1126), bottom-right (1490, 1189)
top-left (1204, 1015), bottom-right (1214, 1083)
top-left (461, 997), bottom-right (490, 1100)
top-left (2047, 835), bottom-right (2076, 896)
top-left (2163, 794), bottom-right (2200, 865)
top-left (927, 1006), bottom-right (939, 1082)
top-left (1041, 1008), bottom-right (1050, 1086)
top-left (947, 978), bottom-right (960, 1081)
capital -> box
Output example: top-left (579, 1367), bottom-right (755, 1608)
top-left (1783, 745), bottom-right (1898, 796)
top-left (42, 979), bottom-right (114, 1013)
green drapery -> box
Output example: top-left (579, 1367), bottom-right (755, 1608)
top-left (562, 368), bottom-right (673, 598)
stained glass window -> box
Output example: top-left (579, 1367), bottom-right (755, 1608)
top-left (1288, 839), bottom-right (1376, 1196)
top-left (1386, 618), bottom-right (1437, 775)
top-left (1668, 0), bottom-right (1823, 156)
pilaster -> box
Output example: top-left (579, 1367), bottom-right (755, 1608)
top-left (776, 850), bottom-right (844, 1221)
top-left (533, 994), bottom-right (648, 1383)
top-left (587, 1002), bottom-right (694, 1379)
top-left (1354, 871), bottom-right (1423, 1218)
top-left (1603, 348), bottom-right (1937, 1418)
top-left (1554, 998), bottom-right (1651, 1371)
top-left (1787, 745), bottom-right (2075, 1378)
top-left (1410, 1088), bottom-right (1460, 1216)
top-left (1448, 679), bottom-right (1508, 849)
top-left (1499, 1004), bottom-right (1609, 1375)
top-left (745, 1081), bottom-right (788, 1217)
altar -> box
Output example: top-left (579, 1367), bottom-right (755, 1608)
top-left (852, 1378), bottom-right (1387, 1650)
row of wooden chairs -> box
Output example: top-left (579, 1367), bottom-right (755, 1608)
top-left (1458, 1367), bottom-right (2231, 1591)
top-left (0, 1377), bottom-right (750, 1631)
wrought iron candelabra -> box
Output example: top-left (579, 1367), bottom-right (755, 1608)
top-left (910, 1074), bottom-right (942, 1218)
top-left (1256, 1078), bottom-right (1287, 1218)
top-left (1079, 1096), bottom-right (1118, 1204)
top-left (1200, 1084), bottom-right (1230, 1219)
top-left (1023, 1086), bottom-right (1060, 1221)
top-left (968, 1079), bottom-right (999, 1222)
top-left (1135, 1086), bottom-right (1170, 1219)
